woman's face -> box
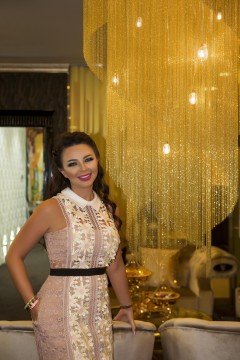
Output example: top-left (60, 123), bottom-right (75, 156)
top-left (60, 143), bottom-right (98, 193)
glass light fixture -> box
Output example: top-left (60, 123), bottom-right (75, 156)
top-left (135, 17), bottom-right (143, 28)
top-left (112, 74), bottom-right (119, 85)
top-left (189, 91), bottom-right (197, 105)
top-left (163, 143), bottom-right (171, 155)
top-left (197, 44), bottom-right (208, 60)
top-left (94, 63), bottom-right (104, 68)
top-left (217, 11), bottom-right (223, 20)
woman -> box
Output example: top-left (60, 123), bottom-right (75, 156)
top-left (6, 131), bottom-right (135, 360)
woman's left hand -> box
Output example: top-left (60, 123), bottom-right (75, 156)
top-left (113, 307), bottom-right (136, 334)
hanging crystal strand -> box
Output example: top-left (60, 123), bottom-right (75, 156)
top-left (83, 0), bottom-right (238, 262)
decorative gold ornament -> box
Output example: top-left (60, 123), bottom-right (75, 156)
top-left (125, 256), bottom-right (152, 281)
top-left (125, 254), bottom-right (152, 315)
top-left (83, 1), bottom-right (239, 265)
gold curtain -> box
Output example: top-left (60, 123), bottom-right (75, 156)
top-left (83, 0), bottom-right (239, 259)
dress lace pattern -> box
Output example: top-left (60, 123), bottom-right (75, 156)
top-left (34, 188), bottom-right (120, 360)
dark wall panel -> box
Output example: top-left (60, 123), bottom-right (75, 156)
top-left (0, 72), bottom-right (68, 145)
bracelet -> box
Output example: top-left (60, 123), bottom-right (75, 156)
top-left (24, 296), bottom-right (39, 311)
top-left (28, 298), bottom-right (39, 310)
top-left (120, 304), bottom-right (132, 309)
top-left (24, 296), bottom-right (35, 310)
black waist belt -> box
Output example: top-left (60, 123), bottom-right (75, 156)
top-left (50, 267), bottom-right (107, 276)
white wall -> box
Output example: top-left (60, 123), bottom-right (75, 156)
top-left (0, 128), bottom-right (27, 264)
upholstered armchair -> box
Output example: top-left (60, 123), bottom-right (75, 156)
top-left (140, 245), bottom-right (239, 316)
top-left (0, 321), bottom-right (38, 360)
top-left (113, 320), bottom-right (156, 360)
top-left (0, 320), bottom-right (156, 360)
top-left (158, 318), bottom-right (240, 360)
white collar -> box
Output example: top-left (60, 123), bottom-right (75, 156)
top-left (61, 187), bottom-right (101, 211)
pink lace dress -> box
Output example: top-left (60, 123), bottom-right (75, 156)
top-left (33, 188), bottom-right (120, 360)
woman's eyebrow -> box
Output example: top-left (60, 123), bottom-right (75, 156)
top-left (83, 154), bottom-right (93, 159)
top-left (66, 154), bottom-right (93, 163)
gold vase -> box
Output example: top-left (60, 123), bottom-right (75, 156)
top-left (125, 254), bottom-right (152, 316)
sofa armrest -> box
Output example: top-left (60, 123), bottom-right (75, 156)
top-left (0, 321), bottom-right (38, 360)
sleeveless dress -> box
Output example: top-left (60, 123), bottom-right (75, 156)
top-left (33, 188), bottom-right (120, 360)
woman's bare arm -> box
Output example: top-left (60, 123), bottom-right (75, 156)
top-left (107, 247), bottom-right (135, 332)
top-left (5, 200), bottom-right (55, 304)
top-left (107, 248), bottom-right (131, 306)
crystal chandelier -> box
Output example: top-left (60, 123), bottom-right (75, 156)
top-left (83, 0), bottom-right (239, 261)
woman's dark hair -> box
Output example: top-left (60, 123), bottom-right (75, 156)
top-left (46, 131), bottom-right (122, 229)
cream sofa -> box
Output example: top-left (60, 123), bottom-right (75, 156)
top-left (159, 318), bottom-right (240, 360)
top-left (0, 320), bottom-right (156, 360)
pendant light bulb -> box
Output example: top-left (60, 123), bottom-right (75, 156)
top-left (197, 44), bottom-right (208, 60)
top-left (95, 63), bottom-right (104, 68)
top-left (163, 143), bottom-right (171, 155)
top-left (112, 74), bottom-right (119, 86)
top-left (217, 11), bottom-right (223, 20)
top-left (189, 91), bottom-right (197, 105)
top-left (136, 17), bottom-right (143, 28)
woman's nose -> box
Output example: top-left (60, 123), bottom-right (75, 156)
top-left (80, 162), bottom-right (87, 170)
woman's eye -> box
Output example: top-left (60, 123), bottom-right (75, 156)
top-left (68, 162), bottom-right (77, 167)
top-left (85, 157), bottom-right (94, 163)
